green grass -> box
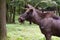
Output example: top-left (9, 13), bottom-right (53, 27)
top-left (6, 16), bottom-right (60, 40)
top-left (6, 22), bottom-right (44, 40)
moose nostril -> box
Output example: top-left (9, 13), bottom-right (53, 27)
top-left (18, 17), bottom-right (24, 22)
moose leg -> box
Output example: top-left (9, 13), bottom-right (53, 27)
top-left (45, 34), bottom-right (51, 40)
top-left (29, 21), bottom-right (32, 24)
top-left (44, 28), bottom-right (51, 40)
top-left (29, 20), bottom-right (32, 24)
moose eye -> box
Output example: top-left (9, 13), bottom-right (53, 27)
top-left (27, 9), bottom-right (33, 14)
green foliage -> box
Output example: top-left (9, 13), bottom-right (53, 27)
top-left (39, 0), bottom-right (57, 8)
top-left (52, 0), bottom-right (60, 5)
top-left (6, 0), bottom-right (60, 14)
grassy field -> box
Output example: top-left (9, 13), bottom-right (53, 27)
top-left (6, 16), bottom-right (60, 40)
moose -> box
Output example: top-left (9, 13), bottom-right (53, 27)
top-left (18, 4), bottom-right (60, 40)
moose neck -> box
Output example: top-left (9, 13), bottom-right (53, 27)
top-left (31, 9), bottom-right (42, 25)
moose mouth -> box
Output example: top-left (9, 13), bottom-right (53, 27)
top-left (18, 17), bottom-right (25, 23)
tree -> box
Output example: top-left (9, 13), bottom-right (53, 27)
top-left (0, 0), bottom-right (6, 40)
top-left (52, 0), bottom-right (60, 16)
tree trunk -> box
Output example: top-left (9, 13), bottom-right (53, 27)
top-left (58, 7), bottom-right (60, 16)
top-left (12, 7), bottom-right (15, 23)
top-left (9, 5), bottom-right (12, 23)
top-left (0, 0), bottom-right (6, 40)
